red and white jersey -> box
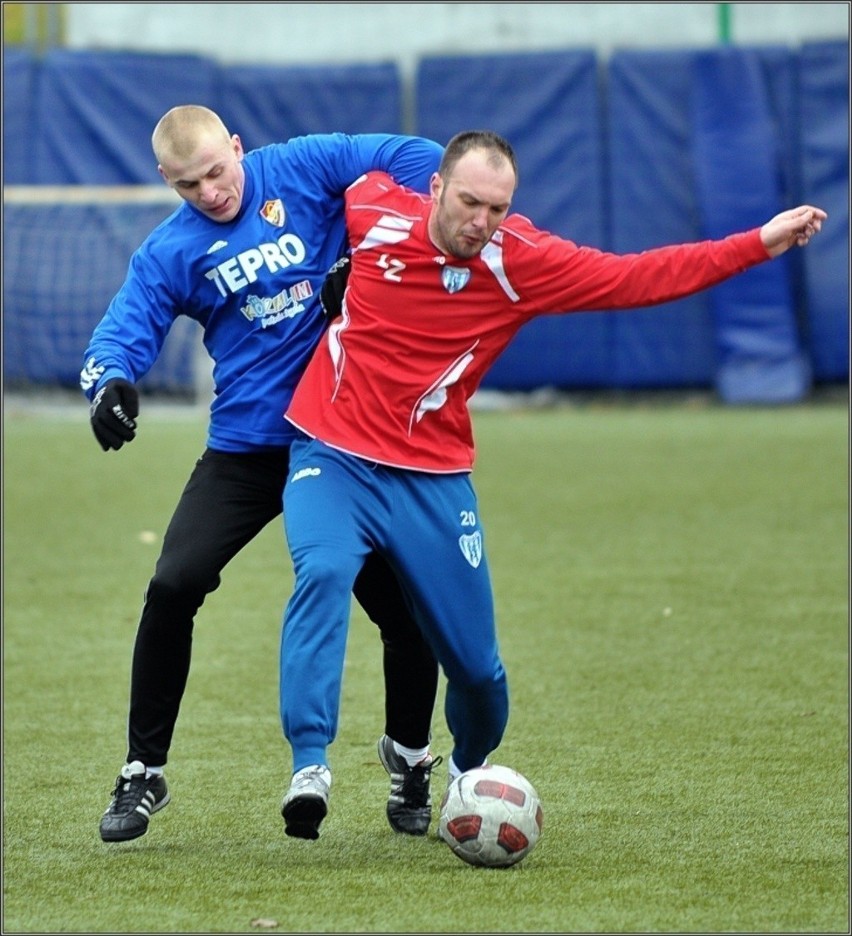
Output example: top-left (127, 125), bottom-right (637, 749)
top-left (286, 171), bottom-right (769, 472)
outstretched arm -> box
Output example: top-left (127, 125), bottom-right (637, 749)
top-left (761, 205), bottom-right (827, 258)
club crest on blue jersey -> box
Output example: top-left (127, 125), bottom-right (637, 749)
top-left (260, 199), bottom-right (286, 226)
top-left (442, 266), bottom-right (471, 294)
top-left (459, 532), bottom-right (482, 569)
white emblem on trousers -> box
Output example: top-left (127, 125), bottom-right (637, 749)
top-left (459, 532), bottom-right (482, 568)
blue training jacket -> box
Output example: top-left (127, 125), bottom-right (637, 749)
top-left (80, 133), bottom-right (443, 452)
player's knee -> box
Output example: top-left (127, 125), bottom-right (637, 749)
top-left (294, 550), bottom-right (356, 601)
top-left (449, 655), bottom-right (506, 692)
top-left (146, 564), bottom-right (220, 610)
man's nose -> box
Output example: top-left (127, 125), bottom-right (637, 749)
top-left (197, 180), bottom-right (216, 203)
top-left (471, 207), bottom-right (489, 228)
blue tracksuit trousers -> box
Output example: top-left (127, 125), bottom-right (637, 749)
top-left (280, 435), bottom-right (509, 774)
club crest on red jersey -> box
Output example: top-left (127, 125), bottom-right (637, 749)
top-left (442, 266), bottom-right (471, 294)
top-left (260, 199), bottom-right (286, 227)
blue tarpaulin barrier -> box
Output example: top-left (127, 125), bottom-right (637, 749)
top-left (607, 49), bottom-right (717, 389)
top-left (219, 62), bottom-right (405, 150)
top-left (33, 50), bottom-right (220, 184)
top-left (3, 48), bottom-right (37, 185)
top-left (798, 41), bottom-right (850, 382)
top-left (3, 44), bottom-right (847, 395)
top-left (692, 48), bottom-right (811, 403)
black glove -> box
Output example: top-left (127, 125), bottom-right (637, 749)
top-left (90, 379), bottom-right (139, 451)
top-left (320, 255), bottom-right (351, 322)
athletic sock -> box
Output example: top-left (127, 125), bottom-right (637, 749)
top-left (447, 756), bottom-right (487, 781)
top-left (447, 756), bottom-right (462, 782)
top-left (393, 740), bottom-right (431, 767)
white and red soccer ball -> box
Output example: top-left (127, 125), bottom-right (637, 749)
top-left (439, 764), bottom-right (543, 868)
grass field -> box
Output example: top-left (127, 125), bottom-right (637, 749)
top-left (3, 398), bottom-right (848, 934)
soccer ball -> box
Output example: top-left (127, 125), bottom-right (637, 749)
top-left (438, 764), bottom-right (543, 868)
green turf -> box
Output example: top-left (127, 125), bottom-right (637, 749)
top-left (3, 399), bottom-right (848, 933)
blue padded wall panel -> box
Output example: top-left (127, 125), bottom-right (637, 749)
top-left (219, 62), bottom-right (404, 151)
top-left (416, 50), bottom-right (609, 390)
top-left (3, 49), bottom-right (38, 184)
top-left (33, 50), bottom-right (220, 184)
top-left (798, 41), bottom-right (849, 382)
top-left (607, 50), bottom-right (717, 389)
top-left (417, 50), bottom-right (602, 238)
top-left (692, 48), bottom-right (809, 403)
